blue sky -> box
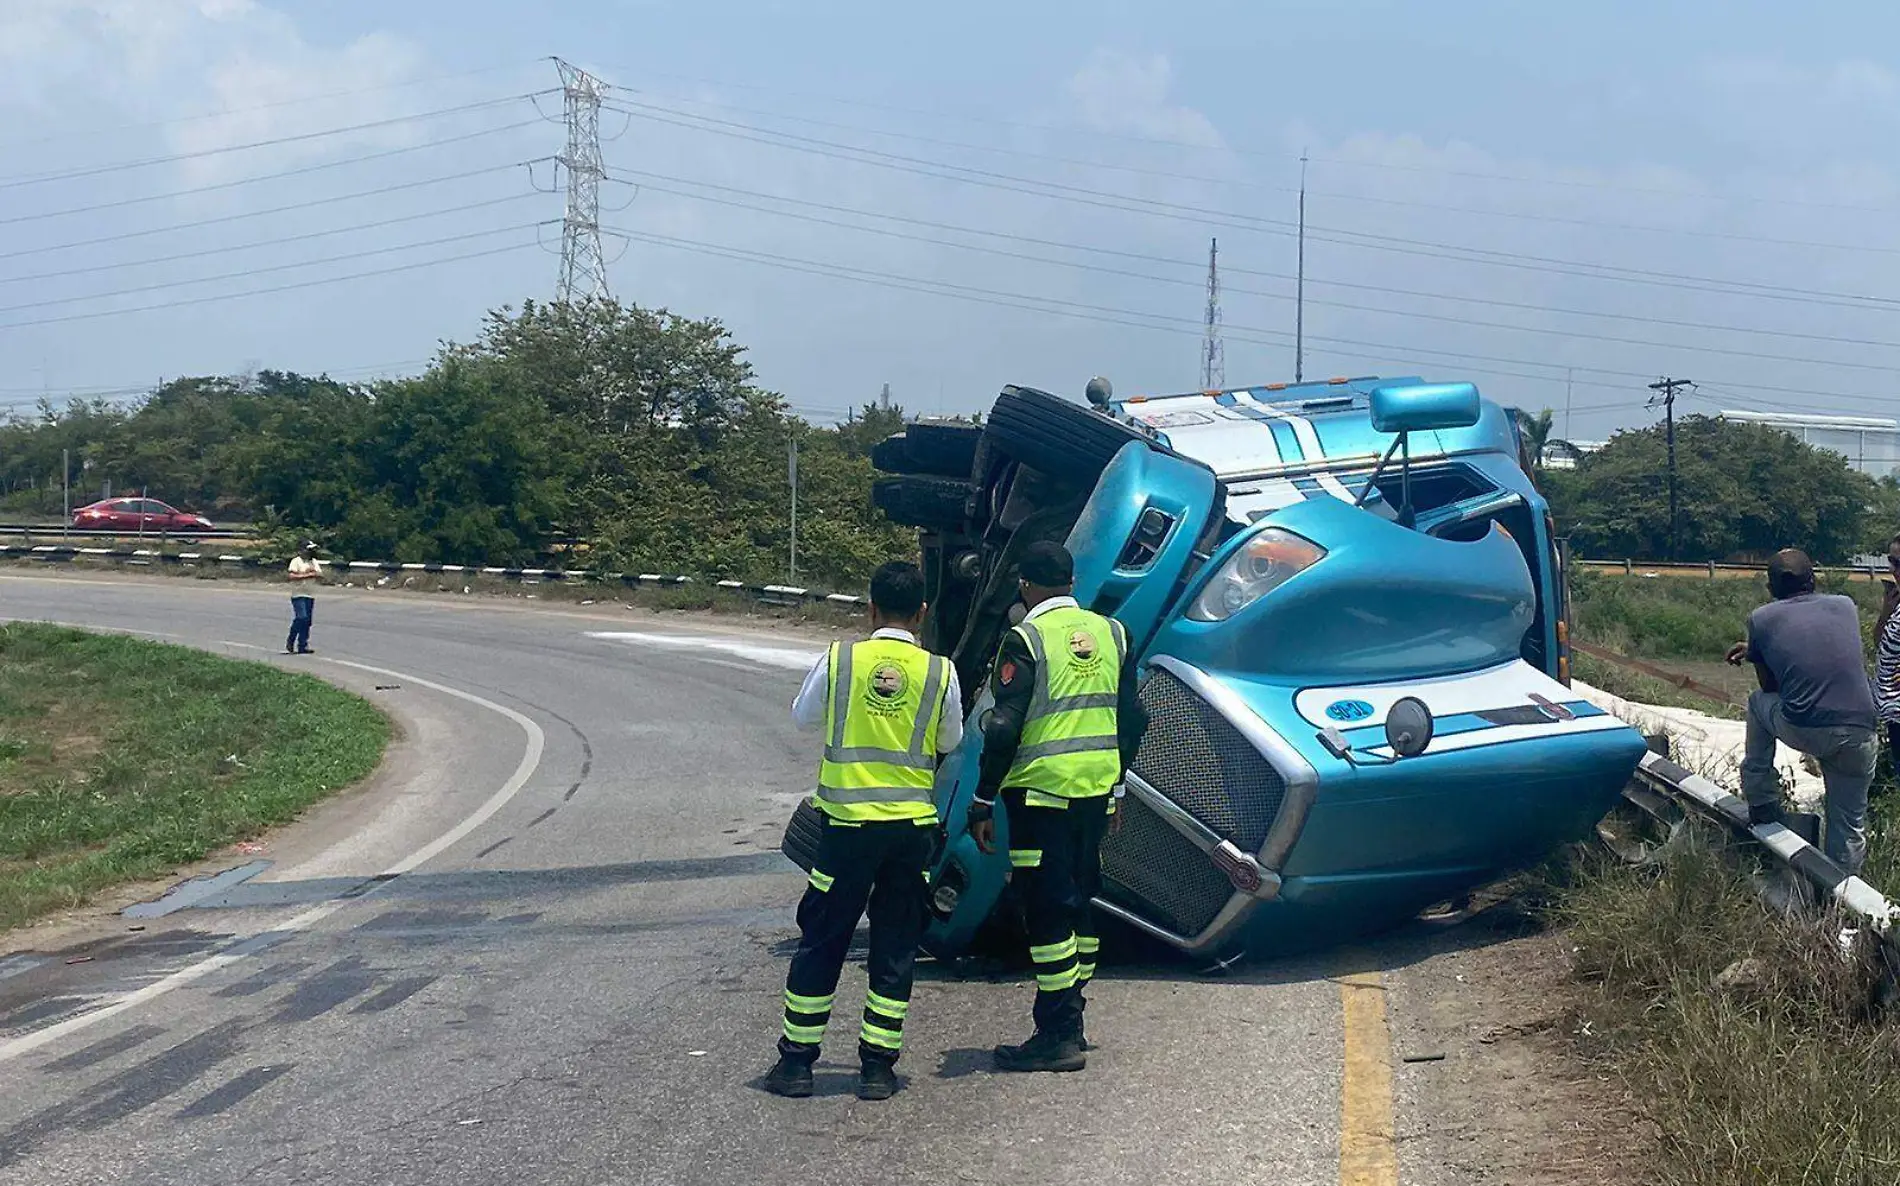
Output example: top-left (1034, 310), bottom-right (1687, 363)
top-left (4, 1), bottom-right (1900, 436)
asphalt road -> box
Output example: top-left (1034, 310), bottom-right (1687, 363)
top-left (0, 571), bottom-right (1448, 1186)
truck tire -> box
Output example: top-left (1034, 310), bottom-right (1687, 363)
top-left (869, 433), bottom-right (913, 475)
top-left (905, 418), bottom-right (983, 477)
top-left (873, 476), bottom-right (973, 530)
top-left (780, 800), bottom-right (825, 873)
top-left (870, 420), bottom-right (983, 479)
top-left (984, 386), bottom-right (1150, 485)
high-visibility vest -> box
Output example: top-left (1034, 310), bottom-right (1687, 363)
top-left (815, 637), bottom-right (948, 823)
top-left (1004, 605), bottom-right (1127, 800)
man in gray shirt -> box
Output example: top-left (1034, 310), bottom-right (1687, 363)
top-left (1725, 548), bottom-right (1879, 873)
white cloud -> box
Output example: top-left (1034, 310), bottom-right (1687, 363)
top-left (1062, 49), bottom-right (1225, 149)
top-left (0, 0), bottom-right (428, 178)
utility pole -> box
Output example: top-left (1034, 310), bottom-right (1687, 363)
top-left (1563, 367), bottom-right (1574, 440)
top-left (1200, 237), bottom-right (1225, 390)
top-left (61, 448), bottom-right (68, 541)
top-left (1648, 377), bottom-right (1693, 561)
top-left (879, 383), bottom-right (891, 412)
top-left (553, 58), bottom-right (611, 302)
top-left (1295, 150), bottom-right (1308, 383)
top-left (788, 438), bottom-right (799, 582)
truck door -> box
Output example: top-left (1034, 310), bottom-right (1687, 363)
top-left (1066, 441), bottom-right (1222, 660)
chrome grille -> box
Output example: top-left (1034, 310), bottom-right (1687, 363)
top-left (1130, 669), bottom-right (1286, 852)
top-left (1099, 793), bottom-right (1234, 939)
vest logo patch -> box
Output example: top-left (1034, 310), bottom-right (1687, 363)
top-left (865, 662), bottom-right (911, 712)
top-left (1067, 629), bottom-right (1101, 668)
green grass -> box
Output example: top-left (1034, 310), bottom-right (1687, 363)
top-left (1554, 837), bottom-right (1900, 1186)
top-left (1572, 568), bottom-right (1888, 662)
top-left (0, 623), bottom-right (388, 930)
top-left (1570, 651), bottom-right (1744, 720)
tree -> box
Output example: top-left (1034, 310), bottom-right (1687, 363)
top-left (1866, 474), bottom-right (1900, 555)
top-left (0, 298), bottom-right (927, 585)
top-left (1510, 406), bottom-right (1584, 472)
top-left (1548, 414), bottom-right (1875, 562)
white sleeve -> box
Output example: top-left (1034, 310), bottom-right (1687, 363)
top-left (790, 652), bottom-right (830, 733)
top-left (935, 663), bottom-right (964, 754)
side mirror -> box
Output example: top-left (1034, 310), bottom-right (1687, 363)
top-left (1384, 697), bottom-right (1435, 758)
top-left (1369, 383), bottom-right (1481, 434)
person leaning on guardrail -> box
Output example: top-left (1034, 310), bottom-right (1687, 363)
top-left (1876, 533), bottom-right (1900, 759)
top-left (1726, 548), bottom-right (1880, 873)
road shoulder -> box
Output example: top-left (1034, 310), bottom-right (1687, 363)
top-left (1387, 906), bottom-right (1654, 1186)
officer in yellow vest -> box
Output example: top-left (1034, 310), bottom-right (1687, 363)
top-left (767, 561), bottom-right (963, 1101)
top-left (968, 540), bottom-right (1145, 1073)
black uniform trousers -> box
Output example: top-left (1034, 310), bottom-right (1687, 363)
top-left (1004, 789), bottom-right (1111, 1039)
top-left (780, 813), bottom-right (934, 1066)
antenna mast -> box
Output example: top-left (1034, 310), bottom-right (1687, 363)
top-left (1201, 237), bottom-right (1225, 390)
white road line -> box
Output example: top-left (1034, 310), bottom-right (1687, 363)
top-left (586, 630), bottom-right (824, 671)
top-left (0, 659), bottom-right (546, 1062)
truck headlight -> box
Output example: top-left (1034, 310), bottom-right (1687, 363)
top-left (1185, 528), bottom-right (1325, 622)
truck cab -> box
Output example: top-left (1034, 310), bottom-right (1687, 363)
top-left (786, 376), bottom-right (1643, 963)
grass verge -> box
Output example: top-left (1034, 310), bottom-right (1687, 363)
top-left (1572, 568), bottom-right (1888, 662)
top-left (1552, 818), bottom-right (1900, 1186)
top-left (0, 623), bottom-right (388, 931)
top-left (1571, 651), bottom-right (1743, 720)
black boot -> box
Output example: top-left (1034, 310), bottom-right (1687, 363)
top-left (763, 1055), bottom-right (814, 1098)
top-left (857, 1059), bottom-right (898, 1101)
top-left (994, 1030), bottom-right (1086, 1073)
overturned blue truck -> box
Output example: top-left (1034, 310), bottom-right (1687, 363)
top-left (784, 376), bottom-right (1647, 963)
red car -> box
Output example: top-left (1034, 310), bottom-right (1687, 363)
top-left (72, 498), bottom-right (214, 534)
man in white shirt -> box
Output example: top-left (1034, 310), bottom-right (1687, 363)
top-left (285, 541), bottom-right (322, 655)
top-left (768, 561), bottom-right (963, 1101)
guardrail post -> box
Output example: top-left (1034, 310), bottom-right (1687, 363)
top-left (1623, 558), bottom-right (1632, 575)
top-left (1708, 559), bottom-right (1716, 579)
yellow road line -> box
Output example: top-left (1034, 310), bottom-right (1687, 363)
top-left (1339, 969), bottom-right (1399, 1186)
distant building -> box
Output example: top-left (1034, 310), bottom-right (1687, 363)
top-left (1540, 440), bottom-right (1603, 471)
top-left (1719, 410), bottom-right (1900, 479)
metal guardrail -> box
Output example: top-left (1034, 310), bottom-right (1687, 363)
top-left (0, 543), bottom-right (871, 607)
top-left (0, 523), bottom-right (257, 541)
top-left (1581, 558), bottom-right (1888, 580)
top-left (1623, 749), bottom-right (1899, 959)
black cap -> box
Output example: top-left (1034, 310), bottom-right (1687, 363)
top-left (1019, 540), bottom-right (1074, 587)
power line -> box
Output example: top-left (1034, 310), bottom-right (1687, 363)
top-left (600, 63), bottom-right (1900, 217)
top-left (612, 166), bottom-right (1900, 352)
top-left (603, 223), bottom-right (1623, 392)
top-left (0, 238), bottom-right (544, 333)
top-left (0, 61), bottom-right (539, 150)
top-left (0, 222), bottom-right (554, 319)
top-left (603, 98), bottom-right (1900, 311)
top-left (0, 161), bottom-right (542, 266)
top-left (1307, 154), bottom-right (1900, 216)
top-left (0, 121), bottom-right (544, 231)
top-left (0, 195), bottom-right (542, 287)
top-left (606, 173), bottom-right (1900, 382)
top-left (0, 358), bottom-right (436, 408)
top-left (603, 221), bottom-right (1900, 413)
top-left (617, 91), bottom-right (1900, 257)
top-left (0, 93), bottom-right (553, 192)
